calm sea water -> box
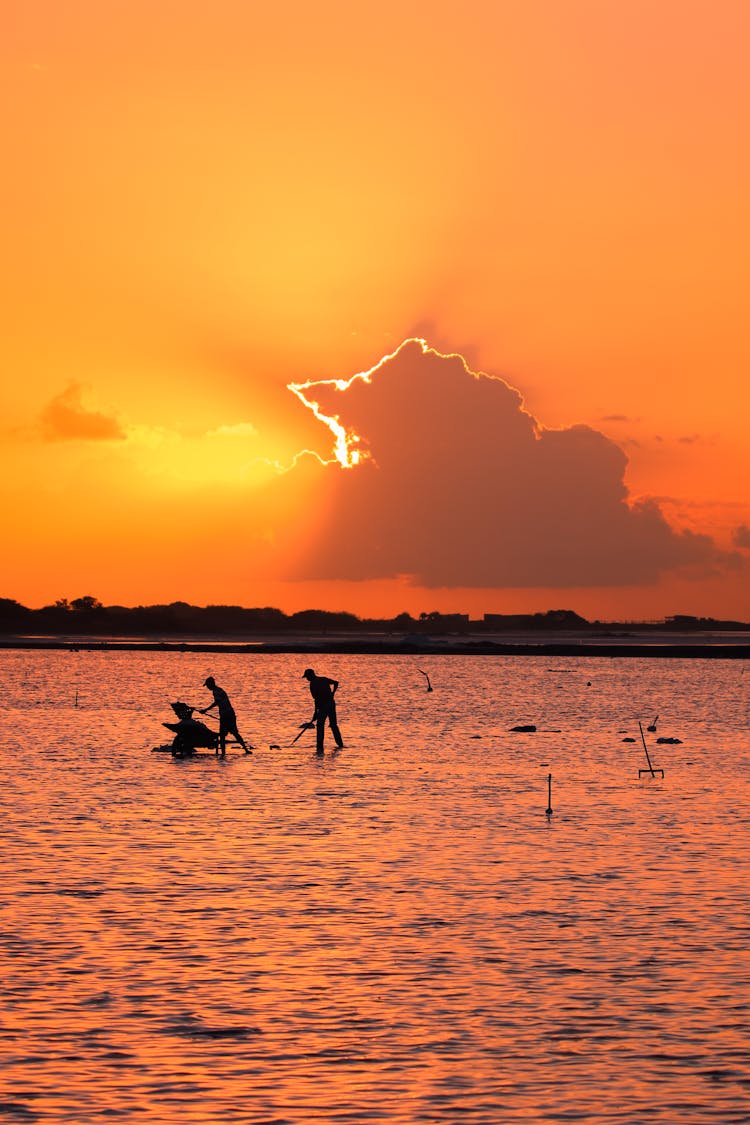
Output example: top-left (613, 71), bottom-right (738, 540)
top-left (1, 650), bottom-right (749, 1123)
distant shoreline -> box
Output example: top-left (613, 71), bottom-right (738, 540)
top-left (1, 633), bottom-right (749, 659)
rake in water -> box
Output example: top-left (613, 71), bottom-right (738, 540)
top-left (638, 720), bottom-right (664, 778)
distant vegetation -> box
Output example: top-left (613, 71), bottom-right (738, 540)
top-left (0, 597), bottom-right (747, 636)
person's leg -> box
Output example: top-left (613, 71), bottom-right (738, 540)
top-left (329, 702), bottom-right (344, 749)
top-left (315, 713), bottom-right (325, 755)
top-left (228, 721), bottom-right (251, 753)
top-left (219, 720), bottom-right (228, 756)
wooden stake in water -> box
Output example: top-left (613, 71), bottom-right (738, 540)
top-left (545, 773), bottom-right (553, 817)
top-left (75, 689), bottom-right (78, 708)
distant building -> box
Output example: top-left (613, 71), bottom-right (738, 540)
top-left (418, 612), bottom-right (470, 633)
top-left (483, 610), bottom-right (589, 630)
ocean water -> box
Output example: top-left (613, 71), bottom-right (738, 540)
top-left (1, 649), bottom-right (749, 1123)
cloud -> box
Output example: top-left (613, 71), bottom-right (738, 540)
top-left (40, 383), bottom-right (126, 442)
top-left (115, 418), bottom-right (289, 488)
top-left (33, 385), bottom-right (274, 484)
top-left (287, 339), bottom-right (729, 588)
top-left (205, 422), bottom-right (259, 440)
top-left (733, 525), bottom-right (750, 550)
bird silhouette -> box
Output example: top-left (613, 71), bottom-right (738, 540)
top-left (647, 714), bottom-right (658, 733)
top-left (417, 668), bottom-right (433, 692)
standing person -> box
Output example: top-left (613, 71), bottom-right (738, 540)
top-left (302, 667), bottom-right (344, 756)
top-left (199, 676), bottom-right (251, 756)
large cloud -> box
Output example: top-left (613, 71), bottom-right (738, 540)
top-left (288, 339), bottom-right (728, 588)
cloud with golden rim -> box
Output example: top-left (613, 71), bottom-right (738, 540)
top-left (287, 339), bottom-right (733, 589)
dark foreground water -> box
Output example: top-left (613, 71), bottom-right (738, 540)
top-left (1, 650), bottom-right (749, 1123)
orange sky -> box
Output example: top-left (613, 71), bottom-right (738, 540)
top-left (2, 0), bottom-right (749, 620)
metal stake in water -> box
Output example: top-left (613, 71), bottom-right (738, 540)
top-left (545, 773), bottom-right (553, 817)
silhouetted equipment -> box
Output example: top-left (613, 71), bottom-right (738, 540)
top-left (647, 714), bottom-right (659, 732)
top-left (290, 721), bottom-right (315, 746)
top-left (152, 700), bottom-right (245, 758)
top-left (161, 700), bottom-right (220, 757)
top-left (152, 746), bottom-right (216, 758)
top-left (417, 668), bottom-right (433, 692)
top-left (638, 720), bottom-right (664, 778)
top-left (545, 773), bottom-right (553, 817)
top-left (656, 736), bottom-right (682, 744)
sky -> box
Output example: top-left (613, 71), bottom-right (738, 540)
top-left (2, 0), bottom-right (749, 620)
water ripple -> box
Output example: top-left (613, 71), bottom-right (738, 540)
top-left (2, 650), bottom-right (750, 1122)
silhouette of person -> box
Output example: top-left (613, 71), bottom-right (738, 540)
top-left (302, 667), bottom-right (344, 756)
top-left (199, 677), bottom-right (251, 756)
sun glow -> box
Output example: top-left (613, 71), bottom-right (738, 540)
top-left (4, 0), bottom-right (750, 617)
top-left (287, 338), bottom-right (438, 468)
top-left (286, 336), bottom-right (535, 469)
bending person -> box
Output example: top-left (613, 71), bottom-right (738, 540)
top-left (200, 676), bottom-right (251, 756)
top-left (302, 667), bottom-right (344, 756)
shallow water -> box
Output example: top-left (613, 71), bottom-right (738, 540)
top-left (1, 650), bottom-right (750, 1123)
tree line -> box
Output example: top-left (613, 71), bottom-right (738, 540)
top-left (0, 597), bottom-right (589, 635)
top-left (0, 597), bottom-right (747, 636)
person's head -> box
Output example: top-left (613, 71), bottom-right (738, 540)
top-left (204, 676), bottom-right (215, 688)
top-left (302, 668), bottom-right (315, 680)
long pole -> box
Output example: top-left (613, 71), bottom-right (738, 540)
top-left (638, 721), bottom-right (656, 778)
top-left (290, 719), bottom-right (314, 746)
top-left (545, 773), bottom-right (553, 817)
